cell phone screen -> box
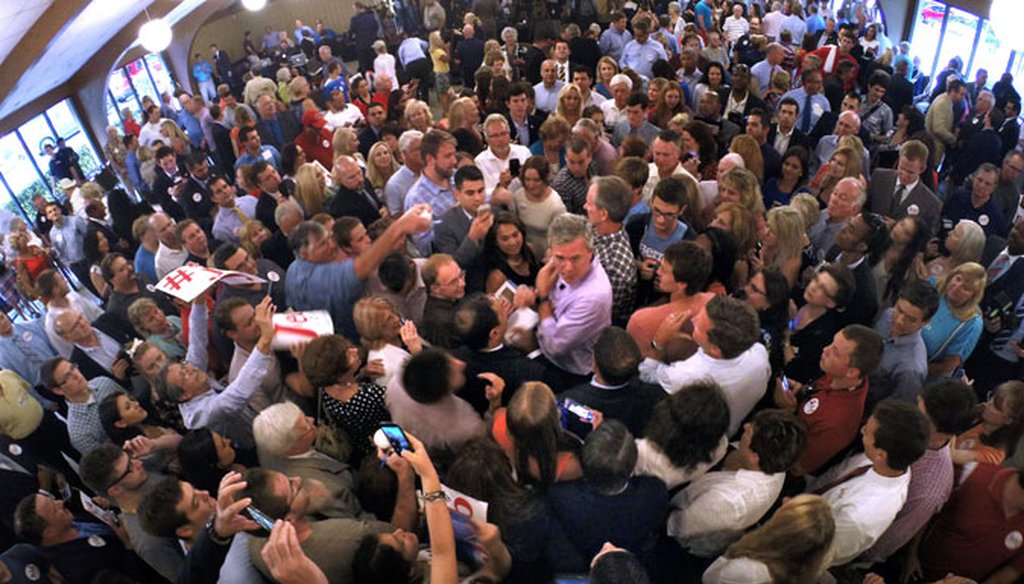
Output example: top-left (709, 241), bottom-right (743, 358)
top-left (243, 505), bottom-right (275, 534)
top-left (381, 423), bottom-right (413, 454)
top-left (509, 159), bottom-right (521, 176)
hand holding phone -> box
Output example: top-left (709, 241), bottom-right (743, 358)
top-left (379, 422), bottom-right (414, 455)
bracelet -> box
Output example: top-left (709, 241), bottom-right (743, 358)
top-left (650, 340), bottom-right (660, 351)
top-left (420, 490), bottom-right (447, 504)
top-left (205, 518), bottom-right (232, 546)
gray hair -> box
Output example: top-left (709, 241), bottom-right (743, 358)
top-left (548, 213), bottom-right (594, 250)
top-left (593, 176), bottom-right (633, 224)
top-left (274, 199), bottom-right (304, 227)
top-left (483, 114), bottom-right (510, 135)
top-left (609, 74), bottom-right (633, 90)
top-left (398, 130), bottom-right (424, 153)
top-left (253, 402), bottom-right (305, 457)
top-left (501, 27), bottom-right (518, 41)
top-left (288, 221), bottom-right (328, 256)
top-left (276, 67), bottom-right (292, 83)
top-left (837, 176), bottom-right (868, 208)
top-left (668, 1), bottom-right (681, 14)
top-left (573, 117), bottom-right (602, 138)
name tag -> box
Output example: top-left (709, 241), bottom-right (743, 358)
top-left (262, 150), bottom-right (273, 161)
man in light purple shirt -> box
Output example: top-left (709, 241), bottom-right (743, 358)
top-left (530, 214), bottom-right (613, 388)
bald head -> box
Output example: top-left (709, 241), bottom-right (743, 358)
top-left (836, 110), bottom-right (861, 137)
top-left (334, 155), bottom-right (365, 190)
top-left (149, 212), bottom-right (178, 247)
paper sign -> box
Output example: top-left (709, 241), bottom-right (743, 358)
top-left (80, 491), bottom-right (119, 528)
top-left (441, 483), bottom-right (488, 520)
top-left (155, 266), bottom-right (266, 302)
top-left (271, 310), bottom-right (334, 350)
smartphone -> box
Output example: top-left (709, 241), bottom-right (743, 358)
top-left (243, 505), bottom-right (275, 535)
top-left (508, 158), bottom-right (521, 176)
top-left (560, 398), bottom-right (596, 423)
top-left (477, 203), bottom-right (491, 216)
top-left (780, 375), bottom-right (791, 393)
top-left (380, 422), bottom-right (414, 454)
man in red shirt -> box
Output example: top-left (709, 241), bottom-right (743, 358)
top-left (295, 109), bottom-right (335, 169)
top-left (805, 29), bottom-right (858, 83)
top-left (914, 463), bottom-right (1024, 582)
top-left (774, 324), bottom-right (884, 475)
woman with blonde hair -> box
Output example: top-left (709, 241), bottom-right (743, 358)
top-left (292, 163), bottom-right (327, 217)
top-left (706, 167), bottom-right (765, 227)
top-left (429, 31), bottom-right (452, 111)
top-left (491, 381), bottom-right (583, 487)
top-left (127, 297), bottom-right (185, 359)
top-left (239, 220), bottom-right (271, 260)
top-left (332, 127), bottom-right (364, 166)
top-left (645, 78), bottom-right (670, 120)
top-left (353, 296), bottom-right (422, 387)
top-left (921, 219), bottom-right (985, 279)
top-left (160, 120), bottom-right (191, 157)
top-left (446, 96), bottom-right (484, 155)
top-left (710, 202), bottom-right (758, 288)
top-left (760, 206), bottom-right (807, 285)
top-left (764, 69), bottom-right (792, 110)
top-left (365, 142), bottom-right (401, 198)
top-left (531, 116), bottom-right (571, 176)
top-left (594, 56), bottom-right (620, 99)
top-left (704, 494), bottom-right (835, 583)
top-left (729, 134), bottom-right (765, 181)
top-left (555, 84), bottom-right (585, 128)
top-left (806, 146), bottom-right (862, 206)
top-left (403, 99), bottom-right (435, 133)
top-left (922, 261), bottom-right (986, 379)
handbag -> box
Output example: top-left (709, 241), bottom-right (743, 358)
top-left (315, 388), bottom-right (354, 462)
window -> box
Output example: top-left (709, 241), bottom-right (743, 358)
top-left (0, 98), bottom-right (102, 221)
top-left (933, 7), bottom-right (979, 83)
top-left (105, 53), bottom-right (176, 131)
top-left (909, 1), bottom-right (946, 83)
top-left (968, 20), bottom-right (1013, 88)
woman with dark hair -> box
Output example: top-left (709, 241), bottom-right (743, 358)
top-left (106, 188), bottom-right (151, 250)
top-left (682, 121), bottom-right (719, 180)
top-left (763, 146), bottom-right (809, 208)
top-left (692, 62), bottom-right (729, 114)
top-left (99, 391), bottom-right (183, 471)
top-left (695, 227), bottom-right (738, 295)
top-left (872, 215), bottom-right (929, 307)
top-left (484, 212), bottom-right (541, 293)
top-left (635, 380), bottom-right (731, 489)
top-left (487, 76), bottom-right (511, 116)
top-left (491, 381), bottom-right (583, 488)
top-left (742, 268), bottom-right (792, 380)
top-left (82, 228), bottom-right (110, 298)
top-left (511, 156), bottom-right (567, 258)
top-left (386, 89), bottom-right (408, 124)
top-left (279, 143), bottom-right (306, 193)
top-left (177, 428), bottom-right (248, 496)
top-left (953, 381), bottom-right (1024, 466)
top-left (784, 263), bottom-right (857, 383)
top-left (446, 438), bottom-right (570, 581)
top-left (350, 77), bottom-right (373, 119)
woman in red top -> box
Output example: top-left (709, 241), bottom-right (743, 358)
top-left (10, 231), bottom-right (52, 299)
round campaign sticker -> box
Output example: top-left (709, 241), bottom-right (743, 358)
top-left (8, 444), bottom-right (22, 456)
top-left (24, 564), bottom-right (40, 582)
top-left (979, 214), bottom-right (990, 226)
top-left (87, 535), bottom-right (106, 548)
top-left (1006, 530), bottom-right (1023, 550)
top-left (21, 331), bottom-right (32, 342)
top-left (193, 193), bottom-right (203, 203)
top-left (803, 397), bottom-right (820, 415)
top-left (146, 284), bottom-right (157, 293)
top-left (267, 271), bottom-right (281, 282)
top-left (322, 139), bottom-right (331, 149)
top-left (907, 204), bottom-right (920, 216)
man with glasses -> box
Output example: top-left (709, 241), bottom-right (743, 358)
top-left (809, 177), bottom-right (867, 262)
top-left (40, 358), bottom-right (124, 455)
top-left (52, 309), bottom-right (135, 387)
top-left (475, 114), bottom-right (531, 195)
top-left (774, 324), bottom-right (884, 476)
top-left (79, 444), bottom-right (185, 581)
top-left (421, 254), bottom-right (467, 349)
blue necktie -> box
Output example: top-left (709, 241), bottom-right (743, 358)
top-left (801, 94), bottom-right (813, 133)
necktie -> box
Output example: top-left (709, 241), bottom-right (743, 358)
top-left (801, 93), bottom-right (813, 133)
top-left (813, 464), bottom-right (872, 496)
top-left (233, 206), bottom-right (250, 225)
top-left (890, 184), bottom-right (907, 216)
top-left (987, 253), bottom-right (1011, 281)
top-left (558, 63), bottom-right (566, 81)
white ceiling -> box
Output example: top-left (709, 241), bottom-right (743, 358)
top-left (0, 0), bottom-right (58, 69)
top-left (0, 0), bottom-right (209, 120)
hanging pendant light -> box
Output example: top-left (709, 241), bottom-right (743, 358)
top-left (241, 0), bottom-right (268, 11)
top-left (139, 9), bottom-right (172, 53)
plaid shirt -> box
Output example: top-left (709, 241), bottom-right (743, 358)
top-left (67, 377), bottom-right (124, 455)
top-left (594, 228), bottom-right (637, 325)
top-left (550, 168), bottom-right (590, 215)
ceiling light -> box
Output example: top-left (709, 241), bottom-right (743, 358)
top-left (139, 18), bottom-right (172, 52)
top-left (241, 0), bottom-right (268, 11)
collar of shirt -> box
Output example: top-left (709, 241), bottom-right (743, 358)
top-left (591, 376), bottom-right (630, 390)
top-left (896, 177), bottom-right (919, 194)
top-left (887, 329), bottom-right (922, 348)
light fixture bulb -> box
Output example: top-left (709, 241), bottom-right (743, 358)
top-left (139, 18), bottom-right (172, 52)
top-left (241, 0), bottom-right (267, 11)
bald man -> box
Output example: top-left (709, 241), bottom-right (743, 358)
top-left (811, 110), bottom-right (870, 178)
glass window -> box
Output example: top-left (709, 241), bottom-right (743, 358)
top-left (933, 7), bottom-right (979, 83)
top-left (145, 54), bottom-right (175, 98)
top-left (909, 1), bottom-right (946, 81)
top-left (105, 93), bottom-right (123, 131)
top-left (127, 58), bottom-right (160, 106)
top-left (47, 101), bottom-right (102, 177)
top-left (0, 133), bottom-right (47, 221)
top-left (967, 20), bottom-right (1012, 90)
top-left (108, 69), bottom-right (141, 122)
top-left (19, 113), bottom-right (57, 183)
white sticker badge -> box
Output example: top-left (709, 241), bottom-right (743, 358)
top-left (87, 534), bottom-right (106, 548)
top-left (803, 397), bottom-right (820, 416)
top-left (8, 444), bottom-right (22, 456)
top-left (1006, 530), bottom-right (1023, 550)
top-left (267, 271), bottom-right (281, 282)
top-left (193, 193), bottom-right (203, 203)
top-left (24, 564), bottom-right (40, 581)
top-left (979, 214), bottom-right (990, 226)
top-left (907, 204), bottom-right (920, 216)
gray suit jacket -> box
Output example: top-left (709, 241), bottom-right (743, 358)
top-left (275, 453), bottom-right (362, 519)
top-left (433, 205), bottom-right (488, 291)
top-left (867, 168), bottom-right (942, 235)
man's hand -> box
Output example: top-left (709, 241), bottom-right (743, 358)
top-left (123, 436), bottom-right (155, 459)
top-left (468, 209), bottom-right (495, 242)
top-left (479, 373), bottom-right (505, 407)
top-left (772, 377), bottom-right (800, 412)
top-left (261, 520), bottom-right (328, 584)
top-left (112, 358), bottom-right (131, 381)
top-left (984, 315), bottom-right (1003, 334)
top-left (213, 471), bottom-right (259, 539)
top-left (361, 359), bottom-right (386, 379)
top-left (512, 286), bottom-right (536, 309)
top-left (652, 310), bottom-right (695, 349)
top-left (254, 296), bottom-right (277, 353)
top-left (400, 321), bottom-right (422, 354)
top-left (535, 257), bottom-right (559, 298)
top-left (498, 168), bottom-right (512, 188)
top-left (399, 203), bottom-right (433, 234)
top-left (638, 258), bottom-right (658, 281)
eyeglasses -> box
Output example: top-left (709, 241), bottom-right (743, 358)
top-left (59, 362), bottom-right (80, 386)
top-left (441, 270), bottom-right (466, 287)
top-left (107, 451), bottom-right (135, 490)
top-left (651, 206), bottom-right (680, 220)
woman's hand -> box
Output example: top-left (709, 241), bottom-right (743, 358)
top-left (261, 520), bottom-right (327, 584)
top-left (400, 320), bottom-right (422, 354)
top-left (399, 432), bottom-right (438, 482)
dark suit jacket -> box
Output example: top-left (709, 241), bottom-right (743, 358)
top-left (761, 141), bottom-right (782, 181)
top-left (327, 180), bottom-right (383, 227)
top-left (358, 126), bottom-right (381, 159)
top-left (766, 124), bottom-right (809, 154)
top-left (261, 231), bottom-right (295, 270)
top-left (452, 345), bottom-right (547, 415)
top-left (213, 50), bottom-right (233, 82)
top-left (181, 176), bottom-right (216, 229)
top-left (1000, 119), bottom-right (1021, 158)
top-left (866, 168), bottom-right (942, 235)
top-left (150, 168), bottom-right (187, 221)
top-left (211, 121), bottom-right (236, 172)
top-left (984, 254), bottom-right (1024, 310)
top-left (70, 314), bottom-right (136, 388)
top-left (433, 206), bottom-right (487, 292)
top-left (506, 112), bottom-right (545, 148)
top-left (561, 377), bottom-right (665, 440)
top-left (255, 111), bottom-right (300, 151)
top-left (422, 296), bottom-right (460, 349)
top-left (827, 247), bottom-right (880, 328)
top-left (255, 192), bottom-right (280, 233)
top-left (884, 75), bottom-right (914, 117)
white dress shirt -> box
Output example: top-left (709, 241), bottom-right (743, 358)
top-left (474, 144), bottom-right (531, 194)
top-left (639, 343), bottom-right (771, 436)
top-left (634, 435), bottom-right (728, 490)
top-left (702, 557), bottom-right (772, 583)
top-left (669, 469), bottom-right (786, 558)
top-left (155, 243), bottom-right (189, 280)
top-left (808, 452), bottom-right (911, 566)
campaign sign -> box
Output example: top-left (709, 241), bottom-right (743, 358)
top-left (156, 266), bottom-right (266, 302)
top-left (271, 311), bottom-right (334, 350)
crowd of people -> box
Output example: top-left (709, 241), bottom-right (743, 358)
top-left (2, 0), bottom-right (1024, 582)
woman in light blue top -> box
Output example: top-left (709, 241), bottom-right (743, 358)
top-left (922, 262), bottom-right (986, 380)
